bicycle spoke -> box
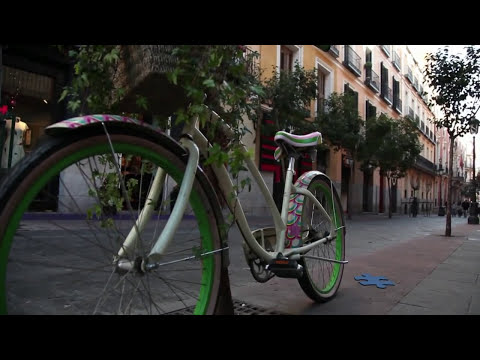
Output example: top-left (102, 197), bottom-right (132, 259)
top-left (3, 128), bottom-right (223, 315)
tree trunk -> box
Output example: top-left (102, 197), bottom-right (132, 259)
top-left (347, 162), bottom-right (354, 220)
top-left (214, 267), bottom-right (235, 314)
top-left (387, 176), bottom-right (392, 218)
top-left (446, 138), bottom-right (454, 237)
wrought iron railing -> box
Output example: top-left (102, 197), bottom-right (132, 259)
top-left (415, 155), bottom-right (436, 174)
top-left (343, 45), bottom-right (362, 77)
top-left (393, 51), bottom-right (401, 70)
top-left (365, 67), bottom-right (380, 93)
top-left (380, 45), bottom-right (391, 57)
top-left (329, 45), bottom-right (339, 57)
top-left (406, 67), bottom-right (413, 83)
top-left (243, 46), bottom-right (259, 75)
top-left (393, 97), bottom-right (402, 113)
top-left (408, 107), bottom-right (414, 120)
top-left (381, 84), bottom-right (392, 104)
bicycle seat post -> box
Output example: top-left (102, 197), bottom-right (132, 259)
top-left (276, 153), bottom-right (296, 253)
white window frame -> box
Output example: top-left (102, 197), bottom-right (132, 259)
top-left (315, 58), bottom-right (333, 118)
top-left (276, 45), bottom-right (303, 72)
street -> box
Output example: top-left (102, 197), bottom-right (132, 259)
top-left (5, 213), bottom-right (480, 315)
top-left (228, 213), bottom-right (480, 314)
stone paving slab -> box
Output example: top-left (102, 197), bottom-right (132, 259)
top-left (231, 217), bottom-right (478, 315)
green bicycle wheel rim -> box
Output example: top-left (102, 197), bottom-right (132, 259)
top-left (309, 180), bottom-right (344, 294)
top-left (0, 142), bottom-right (216, 315)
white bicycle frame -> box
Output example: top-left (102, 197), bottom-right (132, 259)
top-left (117, 112), bottom-right (345, 266)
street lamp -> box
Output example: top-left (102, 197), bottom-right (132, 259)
top-left (468, 119), bottom-right (479, 224)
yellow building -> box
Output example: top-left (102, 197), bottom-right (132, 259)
top-left (244, 45), bottom-right (465, 216)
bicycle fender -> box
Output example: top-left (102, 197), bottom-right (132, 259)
top-left (286, 170), bottom-right (330, 249)
top-left (45, 114), bottom-right (160, 136)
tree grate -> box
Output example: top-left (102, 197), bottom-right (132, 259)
top-left (165, 299), bottom-right (285, 315)
top-left (232, 299), bottom-right (285, 315)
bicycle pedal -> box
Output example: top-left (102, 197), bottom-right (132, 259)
top-left (266, 256), bottom-right (303, 279)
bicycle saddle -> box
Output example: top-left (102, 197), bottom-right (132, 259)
top-left (274, 131), bottom-right (322, 161)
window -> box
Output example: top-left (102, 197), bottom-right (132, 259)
top-left (344, 83), bottom-right (358, 112)
top-left (278, 45), bottom-right (302, 73)
top-left (392, 76), bottom-right (401, 111)
top-left (316, 60), bottom-right (333, 116)
top-left (318, 71), bottom-right (326, 114)
top-left (366, 100), bottom-right (377, 120)
top-left (365, 47), bottom-right (372, 64)
top-left (280, 46), bottom-right (293, 72)
top-left (380, 62), bottom-right (389, 98)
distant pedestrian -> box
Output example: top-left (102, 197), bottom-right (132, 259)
top-left (462, 199), bottom-right (470, 218)
top-left (411, 197), bottom-right (418, 217)
top-left (456, 201), bottom-right (463, 217)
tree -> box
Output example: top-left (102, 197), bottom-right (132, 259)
top-left (262, 62), bottom-right (318, 132)
top-left (260, 62), bottom-right (318, 210)
top-left (166, 45), bottom-right (265, 182)
top-left (57, 44), bottom-right (265, 315)
top-left (423, 45), bottom-right (480, 236)
top-left (315, 92), bottom-right (364, 219)
top-left (360, 114), bottom-right (422, 218)
top-left (58, 45), bottom-right (264, 186)
top-left (57, 45), bottom-right (126, 115)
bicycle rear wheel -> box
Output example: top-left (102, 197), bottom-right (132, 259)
top-left (297, 175), bottom-right (345, 302)
top-left (0, 122), bottom-right (226, 315)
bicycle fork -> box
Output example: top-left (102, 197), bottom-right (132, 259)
top-left (116, 135), bottom-right (204, 272)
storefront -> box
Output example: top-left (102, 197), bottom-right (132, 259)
top-left (0, 44), bottom-right (70, 210)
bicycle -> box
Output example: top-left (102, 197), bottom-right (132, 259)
top-left (0, 109), bottom-right (347, 315)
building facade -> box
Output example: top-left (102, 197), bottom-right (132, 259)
top-left (0, 45), bottom-right (469, 216)
top-left (240, 45), bottom-right (468, 217)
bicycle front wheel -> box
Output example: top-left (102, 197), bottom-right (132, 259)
top-left (297, 175), bottom-right (345, 303)
top-left (0, 122), bottom-right (226, 315)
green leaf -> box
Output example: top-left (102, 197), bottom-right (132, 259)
top-left (59, 89), bottom-right (69, 103)
top-left (136, 96), bottom-right (149, 110)
top-left (202, 78), bottom-right (216, 88)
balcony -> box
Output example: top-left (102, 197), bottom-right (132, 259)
top-left (364, 67), bottom-right (380, 93)
top-left (381, 84), bottom-right (392, 105)
top-left (329, 45), bottom-right (339, 57)
top-left (413, 77), bottom-right (419, 91)
top-left (393, 97), bottom-right (402, 114)
top-left (406, 67), bottom-right (413, 84)
top-left (407, 107), bottom-right (415, 120)
top-left (452, 175), bottom-right (466, 186)
top-left (414, 155), bottom-right (436, 175)
top-left (343, 45), bottom-right (362, 77)
top-left (380, 45), bottom-right (391, 57)
top-left (392, 51), bottom-right (401, 71)
top-left (243, 46), bottom-right (259, 75)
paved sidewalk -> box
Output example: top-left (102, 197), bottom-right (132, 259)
top-left (229, 214), bottom-right (480, 315)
